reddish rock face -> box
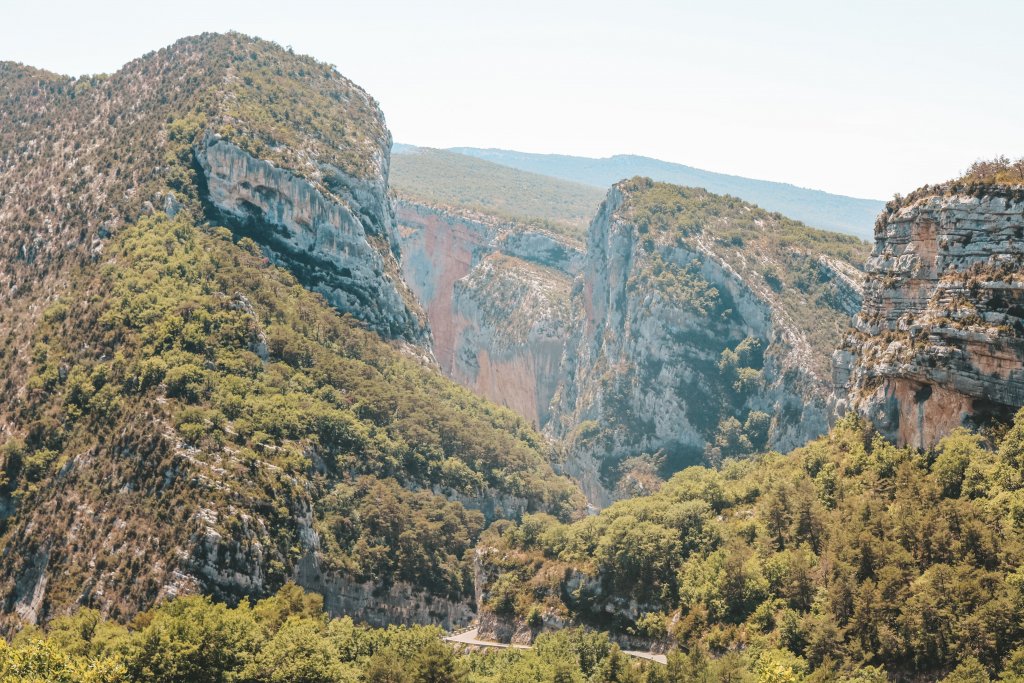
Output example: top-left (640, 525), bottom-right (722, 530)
top-left (835, 185), bottom-right (1024, 448)
top-left (396, 201), bottom-right (578, 428)
top-left (396, 204), bottom-right (488, 373)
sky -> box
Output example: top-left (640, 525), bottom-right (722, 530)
top-left (3, 0), bottom-right (1022, 200)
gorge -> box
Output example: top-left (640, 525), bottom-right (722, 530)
top-left (3, 29), bottom-right (1024, 683)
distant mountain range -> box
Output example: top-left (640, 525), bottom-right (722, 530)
top-left (443, 147), bottom-right (885, 240)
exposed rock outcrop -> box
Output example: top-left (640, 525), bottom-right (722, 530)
top-left (197, 134), bottom-right (427, 342)
top-left (836, 184), bottom-right (1024, 448)
top-left (293, 515), bottom-right (474, 629)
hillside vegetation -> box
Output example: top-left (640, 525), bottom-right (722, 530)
top-left (479, 413), bottom-right (1024, 681)
top-left (14, 412), bottom-right (1024, 681)
top-left (0, 206), bottom-right (582, 623)
top-left (0, 583), bottom-right (674, 683)
top-left (0, 33), bottom-right (583, 628)
top-left (390, 147), bottom-right (604, 240)
top-left (958, 156), bottom-right (1024, 186)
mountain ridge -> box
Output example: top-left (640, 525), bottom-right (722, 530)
top-left (445, 146), bottom-right (884, 240)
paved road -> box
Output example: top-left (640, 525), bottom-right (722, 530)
top-left (444, 627), bottom-right (667, 665)
top-left (445, 628), bottom-right (532, 650)
top-left (621, 650), bottom-right (668, 665)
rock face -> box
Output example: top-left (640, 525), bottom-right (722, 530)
top-left (293, 515), bottom-right (474, 630)
top-left (397, 200), bottom-right (581, 427)
top-left (197, 134), bottom-right (426, 342)
top-left (836, 184), bottom-right (1024, 448)
top-left (546, 180), bottom-right (865, 502)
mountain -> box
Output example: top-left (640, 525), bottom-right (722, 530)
top-left (835, 176), bottom-right (1024, 448)
top-left (390, 146), bottom-right (604, 239)
top-left (449, 147), bottom-right (884, 240)
top-left (0, 33), bottom-right (583, 631)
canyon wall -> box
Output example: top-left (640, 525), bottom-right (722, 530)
top-left (396, 180), bottom-right (866, 505)
top-left (396, 200), bottom-right (581, 427)
top-left (835, 184), bottom-right (1024, 448)
top-left (546, 181), bottom-right (863, 502)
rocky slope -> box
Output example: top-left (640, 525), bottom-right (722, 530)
top-left (835, 182), bottom-right (1024, 448)
top-left (0, 34), bottom-right (584, 632)
top-left (548, 179), bottom-right (869, 502)
top-left (196, 132), bottom-right (425, 342)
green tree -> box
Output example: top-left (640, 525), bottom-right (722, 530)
top-left (122, 596), bottom-right (261, 683)
top-left (411, 641), bottom-right (466, 683)
top-left (241, 616), bottom-right (350, 683)
top-left (0, 638), bottom-right (126, 683)
top-left (943, 657), bottom-right (991, 683)
top-left (363, 651), bottom-right (413, 683)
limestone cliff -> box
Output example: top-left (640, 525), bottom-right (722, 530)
top-left (835, 183), bottom-right (1024, 448)
top-left (548, 179), bottom-right (867, 501)
top-left (397, 200), bottom-right (581, 427)
top-left (196, 133), bottom-right (426, 343)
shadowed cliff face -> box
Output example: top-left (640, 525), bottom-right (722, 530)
top-left (196, 134), bottom-right (427, 342)
top-left (836, 185), bottom-right (1024, 448)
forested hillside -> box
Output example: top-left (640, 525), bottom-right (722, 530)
top-left (476, 413), bottom-right (1024, 681)
top-left (12, 413), bottom-right (1024, 681)
top-left (0, 584), bottom-right (672, 682)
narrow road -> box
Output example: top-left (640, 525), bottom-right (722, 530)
top-left (445, 627), bottom-right (532, 650)
top-left (622, 650), bottom-right (668, 665)
top-left (444, 627), bottom-right (667, 665)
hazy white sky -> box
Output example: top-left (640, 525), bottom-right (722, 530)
top-left (3, 0), bottom-right (1021, 199)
